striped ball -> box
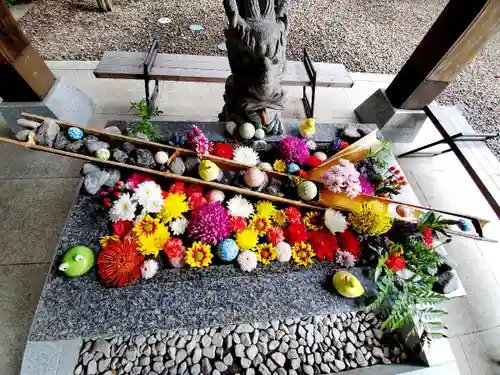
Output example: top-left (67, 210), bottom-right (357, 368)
top-left (67, 127), bottom-right (83, 140)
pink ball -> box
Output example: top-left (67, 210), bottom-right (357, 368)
top-left (206, 189), bottom-right (225, 203)
top-left (244, 167), bottom-right (266, 187)
top-left (169, 256), bottom-right (185, 268)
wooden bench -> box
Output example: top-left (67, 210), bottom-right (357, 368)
top-left (93, 40), bottom-right (354, 117)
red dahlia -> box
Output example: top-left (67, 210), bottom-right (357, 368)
top-left (309, 230), bottom-right (338, 261)
top-left (97, 239), bottom-right (144, 287)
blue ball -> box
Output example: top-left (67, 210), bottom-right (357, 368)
top-left (287, 163), bottom-right (300, 173)
top-left (457, 219), bottom-right (471, 232)
top-left (217, 239), bottom-right (239, 262)
top-left (68, 127), bottom-right (84, 141)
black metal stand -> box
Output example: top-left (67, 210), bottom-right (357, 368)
top-left (143, 39), bottom-right (160, 115)
top-left (302, 49), bottom-right (317, 118)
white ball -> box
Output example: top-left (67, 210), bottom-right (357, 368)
top-left (313, 151), bottom-right (327, 161)
top-left (238, 250), bottom-right (258, 272)
top-left (206, 189), bottom-right (225, 203)
top-left (276, 242), bottom-right (292, 262)
top-left (155, 151), bottom-right (169, 164)
top-left (298, 181), bottom-right (318, 201)
top-left (239, 123), bottom-right (256, 140)
top-left (141, 259), bottom-right (159, 279)
top-left (258, 162), bottom-right (273, 171)
top-left (254, 128), bottom-right (265, 140)
top-left (225, 121), bottom-right (237, 136)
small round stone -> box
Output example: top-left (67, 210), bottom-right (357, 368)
top-left (258, 162), bottom-right (273, 171)
top-left (239, 123), bottom-right (256, 139)
top-left (313, 151), bottom-right (327, 161)
top-left (96, 148), bottom-right (111, 160)
top-left (154, 151), bottom-right (169, 164)
top-left (254, 128), bottom-right (265, 139)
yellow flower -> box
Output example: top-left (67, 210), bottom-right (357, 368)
top-left (137, 222), bottom-right (170, 256)
top-left (256, 201), bottom-right (277, 219)
top-left (235, 227), bottom-right (259, 251)
top-left (303, 212), bottom-right (324, 231)
top-left (249, 215), bottom-right (272, 237)
top-left (273, 159), bottom-right (286, 173)
top-left (134, 215), bottom-right (160, 238)
top-left (158, 193), bottom-right (189, 223)
top-left (256, 243), bottom-right (276, 264)
top-left (185, 242), bottom-right (213, 268)
top-left (348, 201), bottom-right (393, 236)
top-left (292, 242), bottom-right (315, 266)
top-left (273, 210), bottom-right (288, 226)
top-left (99, 235), bottom-right (120, 248)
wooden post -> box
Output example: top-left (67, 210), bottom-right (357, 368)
top-left (385, 0), bottom-right (500, 110)
top-left (0, 0), bottom-right (55, 102)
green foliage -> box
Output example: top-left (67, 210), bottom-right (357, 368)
top-left (128, 99), bottom-right (162, 141)
top-left (417, 211), bottom-right (456, 236)
top-left (368, 141), bottom-right (392, 170)
top-left (404, 238), bottom-right (444, 275)
top-left (6, 0), bottom-right (21, 6)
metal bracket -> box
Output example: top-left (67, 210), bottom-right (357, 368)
top-left (302, 48), bottom-right (317, 118)
top-left (143, 38), bottom-right (160, 115)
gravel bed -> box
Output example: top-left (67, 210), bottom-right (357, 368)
top-left (74, 311), bottom-right (405, 375)
top-left (19, 0), bottom-right (500, 157)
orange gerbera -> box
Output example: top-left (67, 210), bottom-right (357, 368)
top-left (134, 215), bottom-right (159, 237)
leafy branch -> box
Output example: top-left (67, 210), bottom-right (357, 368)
top-left (128, 99), bottom-right (162, 141)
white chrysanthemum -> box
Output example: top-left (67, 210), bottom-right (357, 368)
top-left (233, 146), bottom-right (260, 166)
top-left (132, 181), bottom-right (163, 207)
top-left (109, 193), bottom-right (137, 222)
top-left (141, 259), bottom-right (159, 279)
top-left (226, 195), bottom-right (254, 218)
top-left (143, 195), bottom-right (164, 214)
top-left (170, 218), bottom-right (188, 236)
top-left (238, 250), bottom-right (258, 272)
top-left (276, 242), bottom-right (292, 262)
top-left (324, 208), bottom-right (347, 234)
top-left (336, 250), bottom-right (356, 268)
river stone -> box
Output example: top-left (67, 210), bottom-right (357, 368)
top-left (190, 363), bottom-right (200, 375)
top-left (372, 347), bottom-right (384, 358)
top-left (104, 169), bottom-right (121, 187)
top-left (184, 157), bottom-right (199, 175)
top-left (223, 353), bottom-right (233, 366)
top-left (303, 364), bottom-right (314, 375)
top-left (178, 361), bottom-right (187, 374)
top-left (236, 324), bottom-right (254, 333)
top-left (86, 139), bottom-right (110, 154)
top-left (373, 329), bottom-right (384, 340)
top-left (52, 132), bottom-right (70, 150)
top-left (246, 345), bottom-right (258, 360)
top-left (290, 358), bottom-right (300, 370)
top-left (347, 330), bottom-right (357, 344)
top-left (87, 360), bottom-right (97, 375)
top-left (35, 119), bottom-right (59, 147)
top-left (176, 349), bottom-right (187, 364)
top-left (17, 118), bottom-right (41, 129)
top-left (122, 142), bottom-right (136, 154)
top-left (152, 361), bottom-right (164, 373)
top-left (345, 342), bottom-right (355, 356)
top-left (355, 349), bottom-right (368, 366)
top-left (258, 363), bottom-right (271, 375)
top-left (335, 359), bottom-right (346, 371)
top-left (104, 126), bottom-right (122, 135)
top-left (201, 358), bottom-right (211, 374)
top-left (135, 335), bottom-right (146, 347)
top-left (202, 346), bottom-right (215, 359)
top-left (235, 344), bottom-right (245, 357)
top-left (112, 149), bottom-right (129, 163)
top-left (84, 170), bottom-right (110, 194)
top-left (268, 340), bottom-right (279, 351)
top-left (169, 157), bottom-right (186, 175)
top-left (66, 140), bottom-right (85, 153)
top-left (136, 149), bottom-right (155, 168)
top-left (192, 347), bottom-right (202, 363)
top-left (271, 352), bottom-right (286, 367)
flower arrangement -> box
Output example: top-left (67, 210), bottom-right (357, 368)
top-left (230, 216), bottom-right (247, 233)
top-left (163, 238), bottom-right (184, 258)
top-left (273, 210), bottom-right (287, 226)
top-left (320, 159), bottom-right (362, 198)
top-left (279, 137), bottom-right (310, 164)
top-left (185, 242), bottom-right (213, 268)
top-left (348, 201), bottom-right (393, 236)
top-left (324, 209), bottom-right (347, 234)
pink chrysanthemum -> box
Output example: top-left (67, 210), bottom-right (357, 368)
top-left (320, 159), bottom-right (362, 198)
top-left (186, 126), bottom-right (213, 158)
top-left (359, 175), bottom-right (376, 195)
top-left (188, 202), bottom-right (230, 245)
top-left (279, 137), bottom-right (310, 165)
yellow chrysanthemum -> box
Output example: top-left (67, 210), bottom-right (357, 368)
top-left (99, 235), bottom-right (120, 248)
top-left (134, 215), bottom-right (160, 238)
top-left (292, 242), bottom-right (315, 266)
top-left (273, 210), bottom-right (288, 226)
top-left (256, 201), bottom-right (277, 219)
top-left (158, 193), bottom-right (189, 223)
top-left (303, 212), bottom-right (324, 231)
top-left (249, 215), bottom-right (272, 237)
top-left (256, 243), bottom-right (277, 264)
top-left (273, 160), bottom-right (286, 173)
top-left (348, 201), bottom-right (393, 236)
top-left (185, 242), bottom-right (213, 268)
top-left (235, 227), bottom-right (259, 251)
top-left (137, 223), bottom-right (170, 256)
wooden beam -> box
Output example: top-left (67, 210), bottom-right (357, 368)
top-left (0, 0), bottom-right (54, 101)
top-left (385, 0), bottom-right (500, 110)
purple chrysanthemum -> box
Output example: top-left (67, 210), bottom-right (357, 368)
top-left (279, 137), bottom-right (310, 165)
top-left (359, 175), bottom-right (376, 195)
top-left (188, 202), bottom-right (230, 245)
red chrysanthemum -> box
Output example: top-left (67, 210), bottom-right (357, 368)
top-left (97, 239), bottom-right (144, 287)
top-left (386, 254), bottom-right (406, 272)
top-left (188, 192), bottom-right (207, 210)
top-left (212, 143), bottom-right (234, 159)
top-left (163, 237), bottom-right (184, 258)
top-left (112, 220), bottom-right (133, 238)
top-left (267, 227), bottom-right (285, 245)
top-left (339, 141), bottom-right (350, 149)
top-left (230, 216), bottom-right (247, 233)
top-left (286, 222), bottom-right (309, 244)
top-left (185, 184), bottom-right (204, 197)
top-left (297, 170), bottom-right (309, 179)
top-left (336, 230), bottom-right (361, 260)
top-left (309, 230), bottom-right (338, 261)
top-left (169, 182), bottom-right (186, 194)
top-left (422, 227), bottom-right (433, 248)
top-left (285, 207), bottom-right (302, 224)
top-left (306, 155), bottom-right (322, 169)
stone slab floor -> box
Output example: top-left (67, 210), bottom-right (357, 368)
top-left (0, 62), bottom-right (498, 374)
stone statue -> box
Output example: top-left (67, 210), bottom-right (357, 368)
top-left (219, 0), bottom-right (288, 135)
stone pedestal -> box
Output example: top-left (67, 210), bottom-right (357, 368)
top-left (0, 77), bottom-right (95, 132)
top-left (355, 89), bottom-right (426, 143)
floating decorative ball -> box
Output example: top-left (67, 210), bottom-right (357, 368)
top-left (276, 242), bottom-right (292, 262)
top-left (313, 151), bottom-right (327, 161)
top-left (67, 127), bottom-right (83, 140)
top-left (217, 239), bottom-right (239, 262)
top-left (155, 151), bottom-right (169, 165)
top-left (206, 189), bottom-right (225, 203)
top-left (287, 163), bottom-right (300, 174)
top-left (298, 180), bottom-right (317, 201)
top-left (254, 128), bottom-right (265, 140)
top-left (239, 123), bottom-right (256, 140)
top-left (244, 167), bottom-right (266, 187)
top-left (395, 205), bottom-right (412, 218)
top-left (258, 162), bottom-right (273, 171)
top-left (96, 148), bottom-right (111, 160)
top-left (225, 121), bottom-right (237, 136)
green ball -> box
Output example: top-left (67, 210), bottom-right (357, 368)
top-left (59, 246), bottom-right (95, 277)
top-left (96, 148), bottom-right (110, 160)
top-left (298, 181), bottom-right (318, 201)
